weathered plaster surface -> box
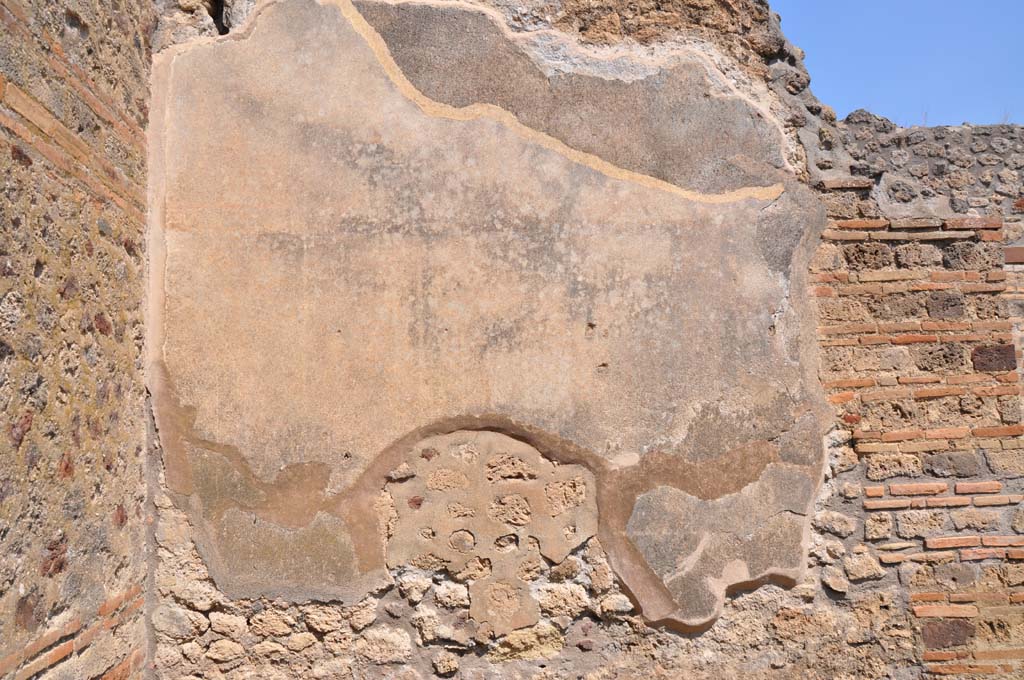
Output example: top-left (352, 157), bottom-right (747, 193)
top-left (148, 0), bottom-right (828, 629)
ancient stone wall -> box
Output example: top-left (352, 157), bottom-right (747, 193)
top-left (0, 0), bottom-right (1021, 678)
top-left (0, 0), bottom-right (154, 677)
top-left (809, 121), bottom-right (1024, 677)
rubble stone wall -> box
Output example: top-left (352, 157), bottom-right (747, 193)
top-left (0, 0), bottom-right (154, 677)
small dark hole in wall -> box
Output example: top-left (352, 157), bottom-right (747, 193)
top-left (208, 0), bottom-right (229, 35)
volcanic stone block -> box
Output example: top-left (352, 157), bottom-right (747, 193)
top-left (148, 0), bottom-right (828, 629)
top-left (971, 344), bottom-right (1017, 372)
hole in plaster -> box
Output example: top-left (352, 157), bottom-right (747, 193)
top-left (207, 0), bottom-right (229, 35)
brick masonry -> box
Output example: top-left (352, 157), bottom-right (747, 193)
top-left (811, 122), bottom-right (1024, 675)
top-left (0, 0), bottom-right (154, 678)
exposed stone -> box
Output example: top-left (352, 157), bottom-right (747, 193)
top-left (986, 450), bottom-right (1024, 478)
top-left (843, 553), bottom-right (885, 581)
top-left (864, 514), bottom-right (893, 541)
top-left (250, 610), bottom-right (295, 638)
top-left (1013, 506), bottom-right (1024, 534)
top-left (209, 611), bottom-right (248, 639)
top-left (896, 510), bottom-right (950, 539)
top-left (206, 639), bottom-right (246, 662)
top-left (821, 566), bottom-right (849, 594)
top-left (486, 622), bottom-right (564, 661)
top-left (152, 604), bottom-right (209, 640)
top-left (953, 508), bottom-right (1002, 532)
top-left (537, 584), bottom-right (590, 618)
top-left (432, 650), bottom-right (460, 676)
top-left (304, 605), bottom-right (345, 633)
top-left (347, 598), bottom-right (378, 632)
top-left (598, 593), bottom-right (635, 618)
top-left (286, 632), bottom-right (317, 651)
top-left (813, 511), bottom-right (858, 538)
top-left (355, 626), bottom-right (413, 664)
top-left (923, 451), bottom-right (985, 478)
top-left (397, 574), bottom-right (432, 605)
top-left (866, 454), bottom-right (923, 480)
top-left (921, 619), bottom-right (976, 649)
top-left (433, 582), bottom-right (470, 609)
top-left (972, 344), bottom-right (1017, 372)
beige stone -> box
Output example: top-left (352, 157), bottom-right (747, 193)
top-left (432, 651), bottom-right (460, 676)
top-left (896, 510), bottom-right (949, 539)
top-left (953, 508), bottom-right (1002, 532)
top-left (304, 605), bottom-right (345, 633)
top-left (814, 511), bottom-right (858, 538)
top-left (250, 610), bottom-right (295, 637)
top-left (843, 553), bottom-right (885, 582)
top-left (286, 632), bottom-right (317, 651)
top-left (355, 626), bottom-right (413, 664)
top-left (209, 611), bottom-right (248, 639)
top-left (538, 583), bottom-right (590, 618)
top-left (206, 639), bottom-right (246, 662)
top-left (346, 597), bottom-right (379, 632)
top-left (865, 514), bottom-right (893, 541)
top-left (487, 622), bottom-right (565, 661)
top-left (434, 582), bottom-right (470, 609)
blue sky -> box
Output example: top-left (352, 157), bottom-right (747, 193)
top-left (769, 0), bottom-right (1022, 127)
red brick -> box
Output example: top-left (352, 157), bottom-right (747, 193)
top-left (925, 664), bottom-right (1001, 675)
top-left (881, 429), bottom-right (926, 442)
top-left (945, 216), bottom-right (1003, 229)
top-left (926, 497), bottom-right (972, 508)
top-left (831, 218), bottom-right (890, 229)
top-left (913, 604), bottom-right (979, 618)
top-left (947, 374), bottom-right (993, 384)
top-left (926, 427), bottom-right (971, 440)
top-left (960, 548), bottom-right (1007, 561)
top-left (900, 375), bottom-right (943, 385)
top-left (861, 387), bottom-right (912, 402)
top-left (962, 283), bottom-right (1007, 293)
top-left (973, 648), bottom-right (1024, 661)
top-left (948, 592), bottom-right (1007, 604)
top-left (911, 592), bottom-right (948, 602)
top-left (878, 322), bottom-right (924, 333)
top-left (890, 482), bottom-right (948, 496)
top-left (921, 321), bottom-right (971, 332)
top-left (864, 485), bottom-right (885, 498)
top-left (972, 425), bottom-right (1024, 438)
top-left (819, 323), bottom-right (877, 335)
top-left (98, 590), bottom-right (126, 618)
top-left (974, 496), bottom-right (1016, 507)
top-left (925, 536), bottom-right (981, 549)
top-left (982, 536), bottom-right (1024, 547)
top-left (930, 271), bottom-right (966, 282)
top-left (823, 377), bottom-right (876, 389)
top-left (864, 499), bottom-right (911, 510)
top-left (858, 334), bottom-right (891, 345)
top-left (956, 481), bottom-right (1003, 494)
top-left (973, 385), bottom-right (1021, 397)
top-left (892, 334), bottom-right (940, 345)
top-left (914, 386), bottom-right (967, 400)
